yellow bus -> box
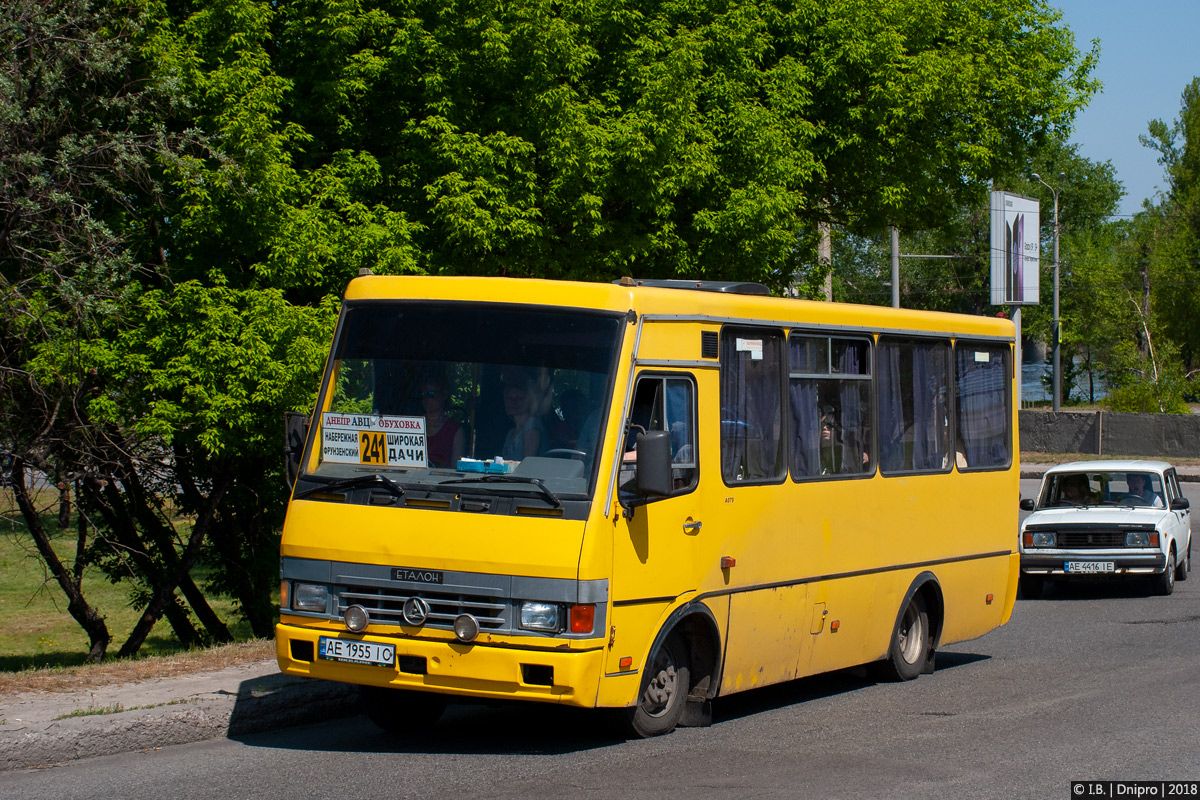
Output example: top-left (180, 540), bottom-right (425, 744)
top-left (276, 275), bottom-right (1018, 737)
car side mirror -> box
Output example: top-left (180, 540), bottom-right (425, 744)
top-left (635, 430), bottom-right (673, 499)
top-left (1019, 498), bottom-right (1036, 511)
top-left (285, 411), bottom-right (310, 490)
top-left (1170, 497), bottom-right (1190, 511)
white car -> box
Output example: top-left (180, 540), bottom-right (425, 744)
top-left (1019, 460), bottom-right (1192, 598)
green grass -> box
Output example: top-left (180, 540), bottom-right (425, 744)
top-left (0, 489), bottom-right (254, 673)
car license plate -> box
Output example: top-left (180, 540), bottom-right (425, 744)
top-left (317, 637), bottom-right (395, 666)
top-left (1064, 561), bottom-right (1115, 574)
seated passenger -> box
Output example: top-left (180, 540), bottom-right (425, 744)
top-left (421, 376), bottom-right (465, 468)
top-left (500, 366), bottom-right (546, 461)
top-left (1058, 474), bottom-right (1092, 505)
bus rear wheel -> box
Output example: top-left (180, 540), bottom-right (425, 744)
top-left (626, 632), bottom-right (690, 738)
top-left (361, 686), bottom-right (446, 735)
top-left (880, 593), bottom-right (931, 682)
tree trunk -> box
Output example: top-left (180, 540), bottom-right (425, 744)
top-left (10, 461), bottom-right (110, 662)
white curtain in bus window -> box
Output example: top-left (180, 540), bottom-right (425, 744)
top-left (788, 335), bottom-right (872, 479)
top-left (878, 338), bottom-right (951, 474)
top-left (955, 344), bottom-right (1011, 469)
top-left (721, 329), bottom-right (785, 483)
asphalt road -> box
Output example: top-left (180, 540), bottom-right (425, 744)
top-left (3, 478), bottom-right (1198, 799)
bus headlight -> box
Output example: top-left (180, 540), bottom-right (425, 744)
top-left (519, 601), bottom-right (561, 633)
top-left (292, 582), bottom-right (330, 613)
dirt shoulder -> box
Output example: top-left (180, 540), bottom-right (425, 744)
top-left (0, 639), bottom-right (275, 697)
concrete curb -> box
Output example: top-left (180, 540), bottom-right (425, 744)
top-left (0, 662), bottom-right (357, 772)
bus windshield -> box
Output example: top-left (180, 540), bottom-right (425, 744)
top-left (302, 302), bottom-right (624, 498)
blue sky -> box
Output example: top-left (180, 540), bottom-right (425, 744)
top-left (1053, 1), bottom-right (1200, 218)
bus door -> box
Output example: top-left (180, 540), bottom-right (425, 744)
top-left (606, 372), bottom-right (703, 675)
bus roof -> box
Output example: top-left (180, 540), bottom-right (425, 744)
top-left (343, 275), bottom-right (1015, 340)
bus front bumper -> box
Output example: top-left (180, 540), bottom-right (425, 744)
top-left (276, 622), bottom-right (606, 709)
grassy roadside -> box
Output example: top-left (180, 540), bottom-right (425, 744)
top-left (1, 490), bottom-right (263, 694)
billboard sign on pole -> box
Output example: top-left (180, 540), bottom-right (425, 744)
top-left (990, 191), bottom-right (1040, 305)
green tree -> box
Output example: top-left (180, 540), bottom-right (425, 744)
top-left (1140, 77), bottom-right (1200, 372)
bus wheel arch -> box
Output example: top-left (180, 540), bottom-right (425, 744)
top-left (878, 573), bottom-right (943, 681)
top-left (627, 603), bottom-right (720, 736)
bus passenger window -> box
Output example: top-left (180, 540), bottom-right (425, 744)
top-left (788, 334), bottom-right (872, 479)
top-left (720, 329), bottom-right (785, 484)
top-left (878, 337), bottom-right (951, 474)
top-left (954, 343), bottom-right (1011, 470)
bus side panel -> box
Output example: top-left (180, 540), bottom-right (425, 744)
top-left (719, 583), bottom-right (808, 695)
top-left (802, 573), bottom-right (881, 678)
top-left (935, 554), bottom-right (1016, 645)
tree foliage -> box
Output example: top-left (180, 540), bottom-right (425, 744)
top-left (1, 0), bottom-right (1102, 660)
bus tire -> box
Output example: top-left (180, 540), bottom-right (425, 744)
top-left (626, 632), bottom-right (690, 738)
top-left (880, 593), bottom-right (931, 682)
top-left (361, 686), bottom-right (446, 734)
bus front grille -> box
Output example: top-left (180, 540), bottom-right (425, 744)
top-left (337, 586), bottom-right (508, 631)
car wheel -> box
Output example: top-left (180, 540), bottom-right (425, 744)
top-left (1018, 575), bottom-right (1044, 600)
top-left (877, 593), bottom-right (931, 682)
top-left (361, 686), bottom-right (446, 735)
top-left (1177, 537), bottom-right (1191, 582)
top-left (626, 632), bottom-right (690, 738)
top-left (1156, 548), bottom-right (1177, 596)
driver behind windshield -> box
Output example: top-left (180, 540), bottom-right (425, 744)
top-left (1124, 472), bottom-right (1164, 508)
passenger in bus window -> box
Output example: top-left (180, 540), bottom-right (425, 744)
top-left (500, 366), bottom-right (546, 461)
top-left (421, 375), bottom-right (465, 468)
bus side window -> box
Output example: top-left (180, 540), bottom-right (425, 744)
top-left (720, 328), bottom-right (786, 484)
top-left (954, 343), bottom-right (1012, 470)
top-left (789, 334), bottom-right (872, 479)
top-left (620, 375), bottom-right (698, 498)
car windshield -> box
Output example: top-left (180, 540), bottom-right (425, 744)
top-left (301, 302), bottom-right (624, 498)
top-left (1042, 470), bottom-right (1164, 509)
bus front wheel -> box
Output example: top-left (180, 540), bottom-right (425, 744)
top-left (626, 632), bottom-right (690, 738)
top-left (880, 593), bottom-right (931, 682)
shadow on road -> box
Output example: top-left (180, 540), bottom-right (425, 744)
top-left (229, 651), bottom-right (990, 757)
top-left (1025, 579), bottom-right (1166, 601)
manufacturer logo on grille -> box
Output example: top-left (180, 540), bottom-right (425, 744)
top-left (403, 596), bottom-right (431, 626)
top-left (393, 567), bottom-right (443, 584)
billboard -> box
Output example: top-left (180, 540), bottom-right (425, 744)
top-left (990, 191), bottom-right (1040, 305)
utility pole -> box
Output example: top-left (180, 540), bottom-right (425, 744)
top-left (1032, 172), bottom-right (1065, 411)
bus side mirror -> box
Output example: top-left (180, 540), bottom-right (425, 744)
top-left (636, 430), bottom-right (673, 499)
top-left (1019, 498), bottom-right (1035, 511)
top-left (285, 411), bottom-right (310, 490)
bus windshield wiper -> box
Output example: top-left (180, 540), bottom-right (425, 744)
top-left (439, 475), bottom-right (562, 508)
top-left (294, 473), bottom-right (406, 500)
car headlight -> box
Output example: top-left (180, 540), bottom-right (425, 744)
top-left (1125, 531), bottom-right (1155, 547)
top-left (519, 601), bottom-right (561, 632)
top-left (292, 582), bottom-right (330, 613)
top-left (1024, 531), bottom-right (1056, 548)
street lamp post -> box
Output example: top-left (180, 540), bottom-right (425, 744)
top-left (1032, 172), bottom-right (1065, 411)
